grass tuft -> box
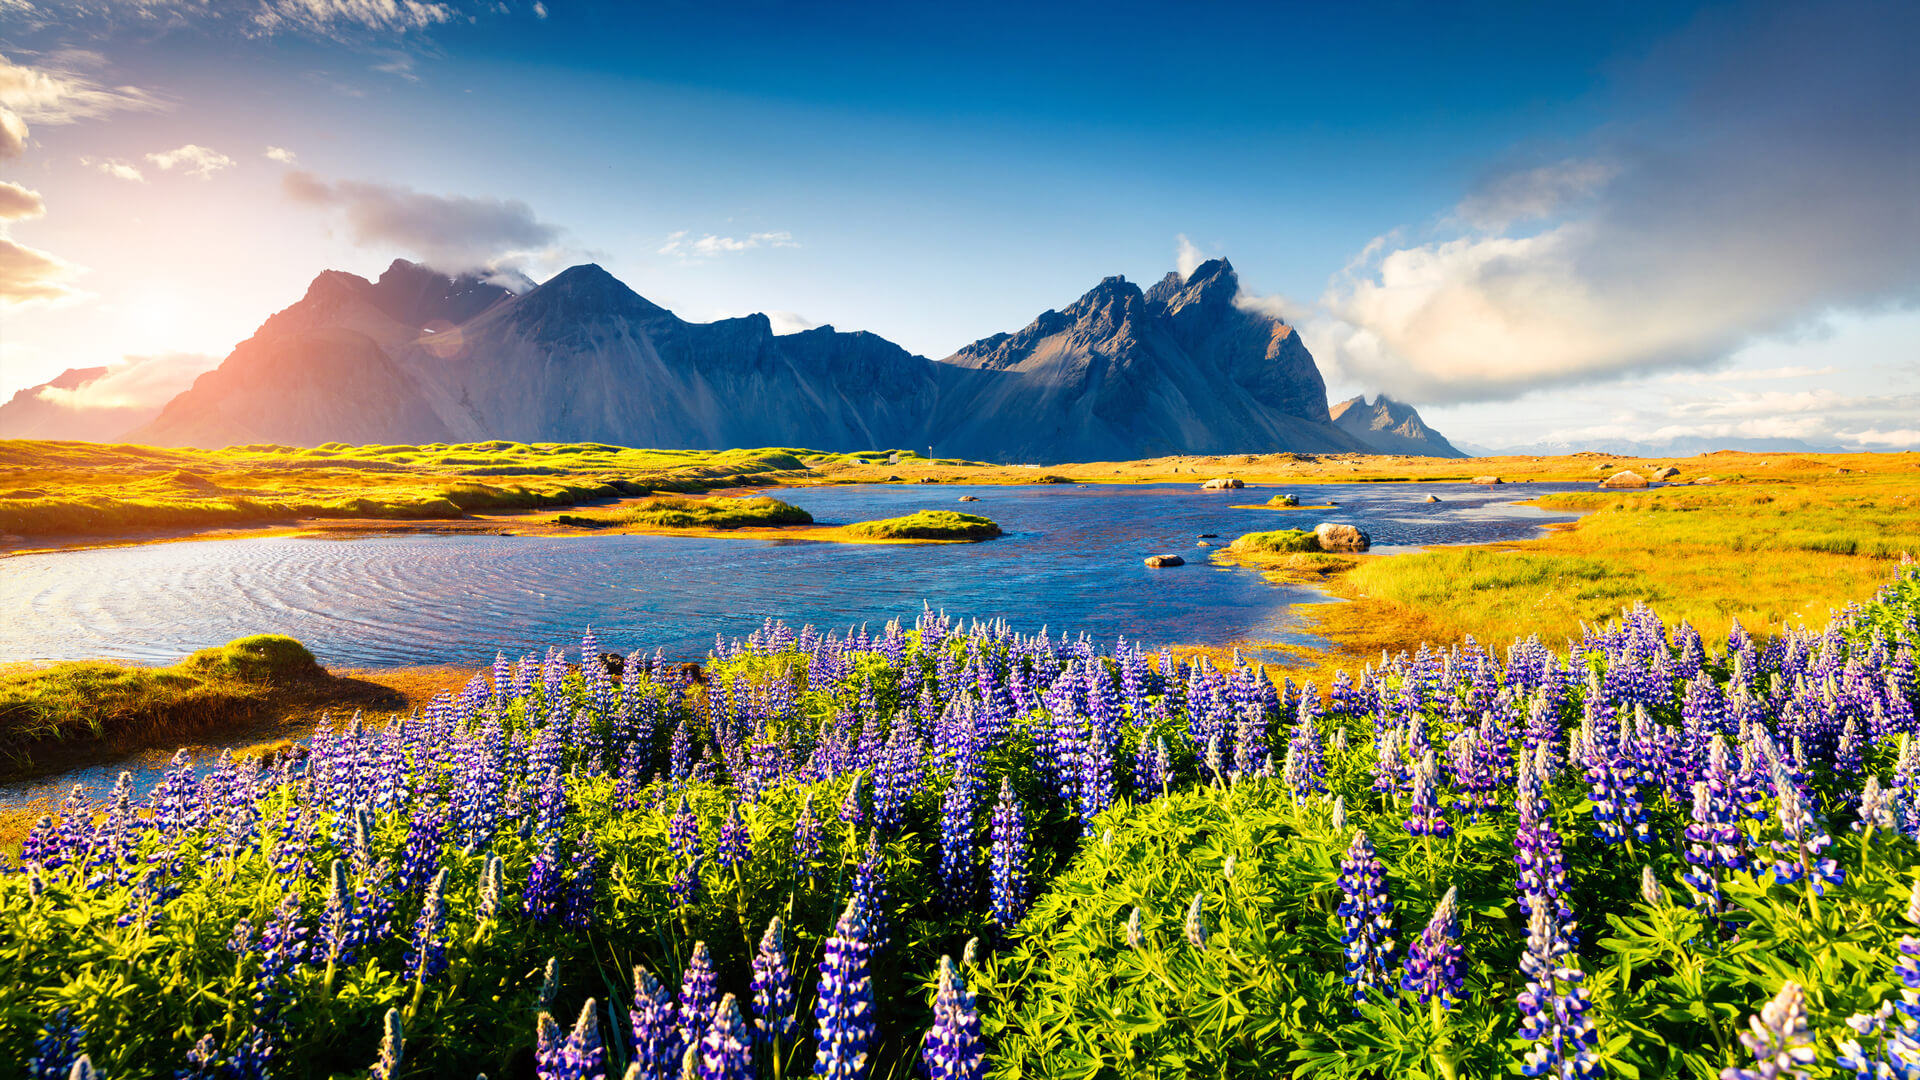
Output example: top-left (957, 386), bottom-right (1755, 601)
top-left (843, 510), bottom-right (1002, 540)
top-left (556, 496), bottom-right (813, 530)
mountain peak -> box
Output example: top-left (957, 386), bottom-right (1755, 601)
top-left (1330, 394), bottom-right (1465, 457)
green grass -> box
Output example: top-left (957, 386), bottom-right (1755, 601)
top-left (1228, 528), bottom-right (1320, 554)
top-left (555, 496), bottom-right (814, 529)
top-left (0, 440), bottom-right (826, 537)
top-left (843, 510), bottom-right (1002, 540)
top-left (0, 635), bottom-right (323, 765)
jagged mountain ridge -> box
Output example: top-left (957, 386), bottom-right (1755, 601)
top-left (130, 258), bottom-right (1454, 461)
top-left (1329, 394), bottom-right (1466, 458)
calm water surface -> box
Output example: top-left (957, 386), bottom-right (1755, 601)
top-left (2, 482), bottom-right (1581, 667)
top-left (0, 481), bottom-right (1582, 806)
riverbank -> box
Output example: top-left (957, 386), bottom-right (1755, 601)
top-left (9, 436), bottom-right (1912, 554)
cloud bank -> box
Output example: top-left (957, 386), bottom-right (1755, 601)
top-left (1307, 0), bottom-right (1920, 405)
top-left (658, 230), bottom-right (799, 260)
top-left (285, 170), bottom-right (562, 272)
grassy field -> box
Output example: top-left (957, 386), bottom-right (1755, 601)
top-left (0, 440), bottom-right (827, 537)
top-left (1214, 454), bottom-right (1920, 681)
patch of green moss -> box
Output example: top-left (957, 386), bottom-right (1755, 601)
top-left (843, 510), bottom-right (1001, 540)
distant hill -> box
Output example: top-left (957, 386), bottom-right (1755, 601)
top-left (1453, 435), bottom-right (1846, 457)
top-left (127, 257), bottom-right (1459, 461)
top-left (0, 361), bottom-right (205, 441)
top-left (1329, 394), bottom-right (1465, 458)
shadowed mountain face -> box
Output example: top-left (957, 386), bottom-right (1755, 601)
top-left (131, 258), bottom-right (1451, 460)
top-left (1329, 394), bottom-right (1467, 458)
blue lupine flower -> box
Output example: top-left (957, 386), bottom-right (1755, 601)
top-left (27, 1007), bottom-right (83, 1080)
top-left (716, 806), bottom-right (751, 870)
top-left (849, 829), bottom-right (890, 950)
top-left (921, 955), bottom-right (986, 1080)
top-left (813, 899), bottom-right (877, 1080)
top-left (1516, 904), bottom-right (1601, 1078)
top-left (1721, 982), bottom-right (1814, 1080)
top-left (751, 915), bottom-right (797, 1044)
top-left (988, 777), bottom-right (1029, 933)
top-left (1405, 751), bottom-right (1453, 838)
top-left (542, 999), bottom-right (608, 1080)
top-left (565, 829), bottom-right (600, 928)
top-left (1402, 886), bottom-right (1466, 1009)
top-left (1335, 829), bottom-right (1397, 1004)
top-left (679, 942), bottom-right (720, 1054)
top-left (1184, 892), bottom-right (1208, 949)
top-left (938, 770), bottom-right (978, 911)
top-left (698, 993), bottom-right (753, 1080)
top-left (524, 832), bottom-right (565, 924)
top-left (630, 964), bottom-right (680, 1080)
top-left (668, 795), bottom-right (705, 908)
top-left (405, 866), bottom-right (451, 981)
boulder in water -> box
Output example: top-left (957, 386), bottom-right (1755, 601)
top-left (1144, 554), bottom-right (1186, 567)
top-left (1201, 478), bottom-right (1244, 490)
top-left (1314, 522), bottom-right (1371, 551)
top-left (1601, 470), bottom-right (1649, 489)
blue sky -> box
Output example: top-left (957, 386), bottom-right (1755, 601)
top-left (1, 0), bottom-right (1915, 449)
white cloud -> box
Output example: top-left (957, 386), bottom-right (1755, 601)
top-left (81, 155), bottom-right (145, 181)
top-left (0, 108), bottom-right (25, 159)
top-left (1174, 233), bottom-right (1203, 277)
top-left (1659, 365), bottom-right (1837, 385)
top-left (1305, 1), bottom-right (1920, 406)
top-left (1836, 428), bottom-right (1920, 448)
top-left (0, 236), bottom-right (81, 305)
top-left (264, 145), bottom-right (297, 163)
top-left (532, 1), bottom-right (547, 15)
top-left (0, 181), bottom-right (45, 221)
top-left (285, 169), bottom-right (563, 272)
top-left (659, 229), bottom-right (800, 260)
top-left (146, 143), bottom-right (235, 178)
top-left (31, 352), bottom-right (212, 411)
top-left (0, 53), bottom-right (160, 126)
top-left (252, 0), bottom-right (455, 35)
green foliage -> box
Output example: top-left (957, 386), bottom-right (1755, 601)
top-left (1229, 529), bottom-right (1321, 554)
top-left (844, 511), bottom-right (1002, 540)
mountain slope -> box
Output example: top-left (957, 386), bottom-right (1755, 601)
top-left (125, 257), bottom-right (1458, 461)
top-left (1329, 394), bottom-right (1466, 458)
top-left (932, 260), bottom-right (1367, 461)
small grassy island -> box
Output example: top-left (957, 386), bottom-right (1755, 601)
top-left (843, 510), bottom-right (1002, 541)
top-left (555, 496), bottom-right (813, 529)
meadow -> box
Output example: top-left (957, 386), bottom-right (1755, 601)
top-left (5, 564), bottom-right (1918, 1079)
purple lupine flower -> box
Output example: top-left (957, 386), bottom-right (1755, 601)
top-left (839, 772), bottom-right (868, 828)
top-left (1514, 758), bottom-right (1572, 933)
top-left (524, 832), bottom-right (565, 924)
top-left (792, 791), bottom-right (823, 884)
top-left (1768, 779), bottom-right (1843, 894)
top-left (1405, 751), bottom-right (1453, 838)
top-left (751, 916), bottom-right (797, 1044)
top-left (320, 858), bottom-right (355, 965)
top-left (937, 770), bottom-right (979, 912)
top-left (26, 1007), bottom-right (83, 1080)
top-left (849, 829), bottom-right (890, 950)
top-left (987, 777), bottom-right (1029, 933)
top-left (716, 806), bottom-right (751, 871)
top-left (921, 955), bottom-right (986, 1080)
top-left (1401, 886), bottom-right (1466, 1009)
top-left (565, 829), bottom-right (601, 929)
top-left (1682, 737), bottom-right (1748, 918)
top-left (543, 999), bottom-right (608, 1080)
top-left (668, 794), bottom-right (705, 907)
top-left (1516, 904), bottom-right (1601, 1078)
top-left (405, 866), bottom-right (451, 981)
top-left (1720, 982), bottom-right (1814, 1080)
top-left (630, 964), bottom-right (680, 1080)
top-left (678, 942), bottom-right (720, 1054)
top-left (813, 898), bottom-right (878, 1080)
top-left (254, 891), bottom-right (307, 1021)
top-left (698, 993), bottom-right (753, 1080)
top-left (1284, 699), bottom-right (1328, 797)
top-left (1335, 829), bottom-right (1397, 1004)
top-left (370, 1008), bottom-right (403, 1080)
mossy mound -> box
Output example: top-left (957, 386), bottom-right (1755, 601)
top-left (844, 510), bottom-right (1002, 540)
top-left (0, 635), bottom-right (326, 766)
top-left (1227, 528), bottom-right (1321, 554)
top-left (557, 496), bottom-right (813, 530)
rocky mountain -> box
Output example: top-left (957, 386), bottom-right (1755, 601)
top-left (127, 257), bottom-right (1457, 461)
top-left (933, 260), bottom-right (1364, 460)
top-left (1329, 394), bottom-right (1466, 458)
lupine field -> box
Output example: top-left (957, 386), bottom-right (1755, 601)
top-left (7, 566), bottom-right (1920, 1080)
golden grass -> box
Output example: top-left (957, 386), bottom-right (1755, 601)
top-left (842, 510), bottom-right (1002, 540)
top-left (555, 495), bottom-right (814, 530)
